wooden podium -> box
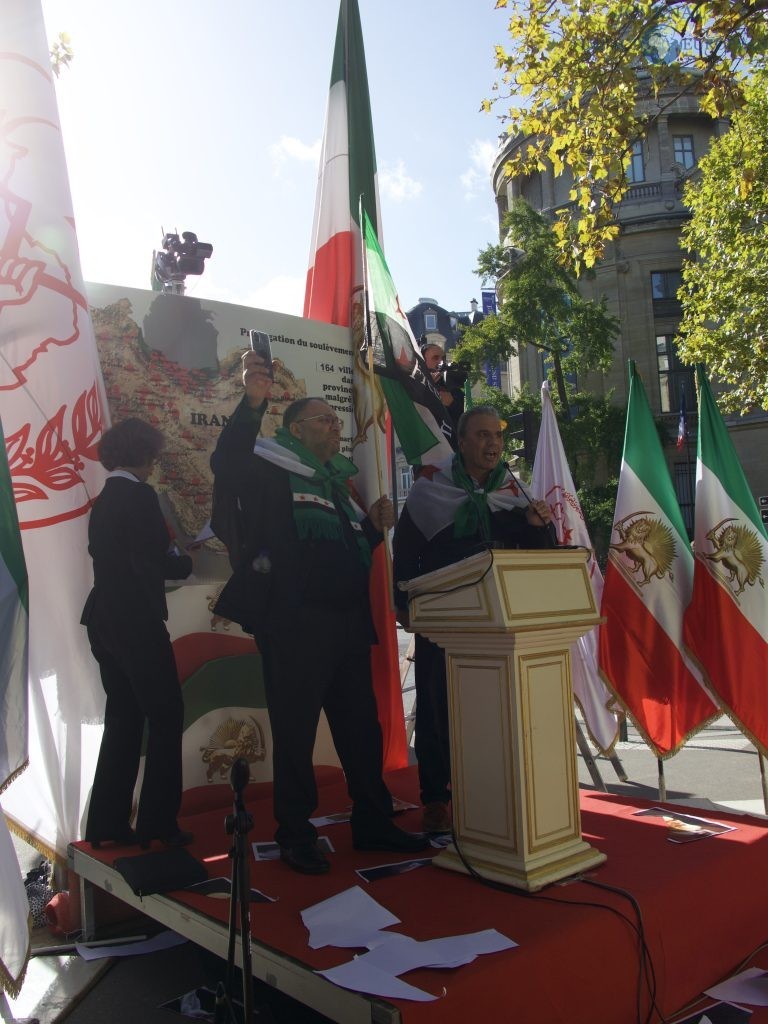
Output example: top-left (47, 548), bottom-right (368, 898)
top-left (400, 548), bottom-right (607, 891)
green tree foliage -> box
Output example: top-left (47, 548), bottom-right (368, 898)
top-left (678, 70), bottom-right (768, 412)
top-left (455, 199), bottom-right (618, 408)
top-left (490, 0), bottom-right (768, 272)
top-left (50, 32), bottom-right (73, 77)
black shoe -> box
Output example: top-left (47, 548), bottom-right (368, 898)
top-left (352, 820), bottom-right (429, 853)
top-left (139, 829), bottom-right (194, 850)
top-left (88, 828), bottom-right (138, 850)
top-left (279, 842), bottom-right (330, 875)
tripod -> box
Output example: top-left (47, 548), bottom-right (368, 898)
top-left (218, 757), bottom-right (254, 1024)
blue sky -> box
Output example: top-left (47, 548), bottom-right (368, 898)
top-left (40, 0), bottom-right (509, 318)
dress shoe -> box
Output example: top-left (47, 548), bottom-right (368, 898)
top-left (139, 829), bottom-right (194, 850)
top-left (88, 828), bottom-right (138, 850)
top-left (352, 820), bottom-right (429, 853)
top-left (279, 842), bottom-right (330, 875)
top-left (422, 801), bottom-right (452, 833)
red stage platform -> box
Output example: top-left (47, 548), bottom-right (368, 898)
top-left (69, 766), bottom-right (768, 1024)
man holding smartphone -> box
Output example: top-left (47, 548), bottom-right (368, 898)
top-left (211, 366), bottom-right (427, 874)
top-left (210, 348), bottom-right (273, 567)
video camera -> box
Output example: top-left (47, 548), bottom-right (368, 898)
top-left (438, 360), bottom-right (471, 389)
top-left (419, 334), bottom-right (470, 390)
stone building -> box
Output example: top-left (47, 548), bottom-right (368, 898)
top-left (491, 87), bottom-right (768, 526)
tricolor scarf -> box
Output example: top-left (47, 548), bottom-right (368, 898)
top-left (253, 429), bottom-right (371, 567)
top-left (405, 456), bottom-right (529, 543)
top-left (451, 454), bottom-right (507, 541)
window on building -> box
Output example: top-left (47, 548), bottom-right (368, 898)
top-left (627, 141), bottom-right (645, 184)
top-left (673, 135), bottom-right (695, 170)
top-left (651, 270), bottom-right (682, 299)
top-left (656, 334), bottom-right (695, 415)
top-left (424, 312), bottom-right (438, 332)
top-left (651, 269), bottom-right (683, 317)
top-left (399, 464), bottom-right (413, 495)
top-left (674, 462), bottom-right (695, 536)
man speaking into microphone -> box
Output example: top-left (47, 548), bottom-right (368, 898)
top-left (392, 405), bottom-right (553, 834)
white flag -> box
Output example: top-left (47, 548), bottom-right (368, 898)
top-left (0, 0), bottom-right (108, 857)
top-left (531, 382), bottom-right (620, 754)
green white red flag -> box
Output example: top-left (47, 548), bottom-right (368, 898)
top-left (303, 0), bottom-right (407, 770)
top-left (0, 414), bottom-right (31, 998)
top-left (362, 211), bottom-right (454, 467)
top-left (683, 367), bottom-right (768, 753)
top-left (598, 363), bottom-right (719, 756)
top-left (0, 415), bottom-right (28, 795)
top-left (304, 0), bottom-right (379, 324)
top-left (531, 382), bottom-right (619, 755)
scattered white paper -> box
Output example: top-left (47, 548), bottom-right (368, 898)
top-left (189, 521), bottom-right (215, 545)
top-left (76, 930), bottom-right (187, 961)
top-left (359, 929), bottom-right (516, 975)
top-left (301, 886), bottom-right (400, 950)
top-left (705, 967), bottom-right (768, 1006)
top-left (318, 959), bottom-right (439, 1002)
top-left (309, 811), bottom-right (352, 826)
top-left (253, 841), bottom-right (281, 861)
top-left (356, 858), bottom-right (432, 884)
top-left (253, 836), bottom-right (334, 861)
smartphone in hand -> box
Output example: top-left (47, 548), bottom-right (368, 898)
top-left (249, 330), bottom-right (274, 379)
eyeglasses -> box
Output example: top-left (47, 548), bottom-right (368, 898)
top-left (295, 413), bottom-right (342, 427)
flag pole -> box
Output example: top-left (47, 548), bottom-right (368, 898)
top-left (759, 752), bottom-right (768, 815)
top-left (682, 383), bottom-right (694, 528)
top-left (359, 195), bottom-right (394, 608)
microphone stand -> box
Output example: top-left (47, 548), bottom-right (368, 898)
top-left (503, 461), bottom-right (559, 549)
top-left (218, 757), bottom-right (254, 1024)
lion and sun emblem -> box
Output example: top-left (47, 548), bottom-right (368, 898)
top-left (700, 517), bottom-right (765, 598)
top-left (609, 512), bottom-right (676, 587)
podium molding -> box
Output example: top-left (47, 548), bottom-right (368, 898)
top-left (401, 548), bottom-right (607, 891)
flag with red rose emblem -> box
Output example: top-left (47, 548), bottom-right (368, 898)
top-left (0, 0), bottom-right (108, 856)
top-left (531, 381), bottom-right (619, 755)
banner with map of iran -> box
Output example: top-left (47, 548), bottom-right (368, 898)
top-left (86, 283), bottom-right (363, 791)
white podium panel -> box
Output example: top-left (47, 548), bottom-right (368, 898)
top-left (402, 550), bottom-right (606, 891)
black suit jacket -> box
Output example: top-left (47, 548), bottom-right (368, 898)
top-left (81, 476), bottom-right (192, 627)
top-left (212, 441), bottom-right (382, 643)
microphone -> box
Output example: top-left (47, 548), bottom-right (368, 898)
top-left (229, 757), bottom-right (250, 797)
top-left (503, 462), bottom-right (559, 549)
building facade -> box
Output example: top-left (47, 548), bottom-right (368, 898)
top-left (491, 88), bottom-right (768, 525)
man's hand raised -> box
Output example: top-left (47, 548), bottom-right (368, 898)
top-left (241, 350), bottom-right (273, 407)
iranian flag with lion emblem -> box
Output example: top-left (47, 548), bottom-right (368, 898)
top-left (598, 363), bottom-right (718, 757)
top-left (683, 366), bottom-right (768, 753)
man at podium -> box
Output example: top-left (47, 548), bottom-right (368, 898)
top-left (393, 405), bottom-right (552, 834)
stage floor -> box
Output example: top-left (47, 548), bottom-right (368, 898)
top-left (69, 766), bottom-right (768, 1024)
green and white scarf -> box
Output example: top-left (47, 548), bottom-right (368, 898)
top-left (253, 428), bottom-right (371, 566)
top-left (451, 454), bottom-right (508, 541)
top-left (404, 456), bottom-right (529, 543)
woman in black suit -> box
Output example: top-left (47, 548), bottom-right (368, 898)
top-left (82, 418), bottom-right (194, 848)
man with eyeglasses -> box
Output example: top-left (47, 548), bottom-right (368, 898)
top-left (212, 395), bottom-right (428, 875)
top-left (393, 405), bottom-right (552, 835)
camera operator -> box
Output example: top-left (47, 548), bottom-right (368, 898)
top-left (420, 340), bottom-right (467, 432)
